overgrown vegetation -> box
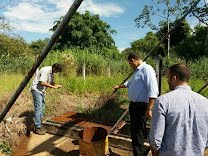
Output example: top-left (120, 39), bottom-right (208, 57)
top-left (0, 143), bottom-right (11, 156)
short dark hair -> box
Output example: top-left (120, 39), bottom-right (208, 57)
top-left (52, 63), bottom-right (63, 72)
top-left (169, 63), bottom-right (190, 82)
top-left (127, 53), bottom-right (141, 61)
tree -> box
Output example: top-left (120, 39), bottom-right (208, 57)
top-left (131, 32), bottom-right (159, 53)
top-left (0, 34), bottom-right (33, 57)
top-left (0, 16), bottom-right (12, 32)
top-left (156, 20), bottom-right (191, 48)
top-left (134, 0), bottom-right (203, 57)
top-left (191, 2), bottom-right (208, 25)
top-left (50, 11), bottom-right (117, 53)
top-left (29, 38), bottom-right (49, 55)
top-left (121, 32), bottom-right (160, 61)
top-left (174, 25), bottom-right (208, 59)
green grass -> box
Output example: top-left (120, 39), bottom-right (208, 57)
top-left (0, 143), bottom-right (12, 156)
top-left (0, 74), bottom-right (24, 98)
top-left (1, 73), bottom-right (207, 98)
top-left (58, 74), bottom-right (127, 95)
top-left (161, 77), bottom-right (208, 97)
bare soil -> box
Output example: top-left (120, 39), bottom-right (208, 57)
top-left (0, 90), bottom-right (117, 155)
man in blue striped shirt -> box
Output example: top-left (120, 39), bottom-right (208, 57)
top-left (113, 53), bottom-right (158, 156)
top-left (149, 63), bottom-right (208, 156)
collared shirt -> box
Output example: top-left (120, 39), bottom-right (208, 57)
top-left (149, 85), bottom-right (208, 156)
top-left (124, 62), bottom-right (158, 103)
top-left (31, 66), bottom-right (52, 94)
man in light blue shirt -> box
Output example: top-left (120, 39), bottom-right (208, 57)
top-left (113, 53), bottom-right (158, 156)
top-left (149, 63), bottom-right (208, 156)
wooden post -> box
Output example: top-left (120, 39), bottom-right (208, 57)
top-left (156, 58), bottom-right (162, 96)
top-left (107, 64), bottom-right (111, 78)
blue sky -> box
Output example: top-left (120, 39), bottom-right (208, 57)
top-left (0, 0), bottom-right (202, 51)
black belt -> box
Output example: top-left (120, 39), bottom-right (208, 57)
top-left (130, 101), bottom-right (148, 105)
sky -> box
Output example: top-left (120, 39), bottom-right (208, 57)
top-left (0, 0), bottom-right (203, 52)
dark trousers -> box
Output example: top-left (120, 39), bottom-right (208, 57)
top-left (129, 102), bottom-right (147, 156)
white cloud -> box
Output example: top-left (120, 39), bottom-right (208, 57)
top-left (3, 0), bottom-right (124, 34)
top-left (118, 47), bottom-right (126, 52)
top-left (79, 0), bottom-right (124, 17)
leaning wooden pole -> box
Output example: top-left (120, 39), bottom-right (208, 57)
top-left (0, 0), bottom-right (84, 123)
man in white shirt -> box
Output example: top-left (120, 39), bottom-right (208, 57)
top-left (31, 63), bottom-right (63, 135)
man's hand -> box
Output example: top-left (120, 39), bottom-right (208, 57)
top-left (150, 146), bottom-right (159, 156)
top-left (112, 85), bottom-right (119, 89)
top-left (112, 84), bottom-right (126, 90)
top-left (53, 84), bottom-right (62, 89)
top-left (145, 109), bottom-right (152, 119)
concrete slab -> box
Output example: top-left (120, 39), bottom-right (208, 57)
top-left (13, 133), bottom-right (73, 156)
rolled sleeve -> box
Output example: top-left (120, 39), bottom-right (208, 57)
top-left (124, 80), bottom-right (130, 88)
top-left (149, 98), bottom-right (166, 150)
top-left (206, 136), bottom-right (208, 148)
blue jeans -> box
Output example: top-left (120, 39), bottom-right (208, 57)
top-left (32, 90), bottom-right (45, 128)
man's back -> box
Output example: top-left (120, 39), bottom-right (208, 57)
top-left (150, 85), bottom-right (208, 156)
top-left (31, 66), bottom-right (52, 93)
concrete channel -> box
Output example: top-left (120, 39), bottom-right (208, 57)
top-left (42, 111), bottom-right (150, 155)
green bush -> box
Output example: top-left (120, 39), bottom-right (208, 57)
top-left (0, 143), bottom-right (12, 156)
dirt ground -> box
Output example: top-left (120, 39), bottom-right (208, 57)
top-left (1, 92), bottom-right (208, 156)
top-left (0, 91), bottom-right (112, 155)
top-left (11, 132), bottom-right (134, 156)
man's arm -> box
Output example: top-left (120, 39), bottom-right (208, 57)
top-left (39, 81), bottom-right (62, 89)
top-left (150, 145), bottom-right (159, 156)
top-left (149, 99), bottom-right (166, 155)
top-left (146, 98), bottom-right (156, 118)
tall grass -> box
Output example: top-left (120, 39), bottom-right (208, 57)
top-left (0, 74), bottom-right (25, 98)
top-left (161, 77), bottom-right (208, 97)
top-left (188, 57), bottom-right (208, 80)
top-left (42, 49), bottom-right (131, 76)
top-left (0, 47), bottom-right (207, 98)
top-left (58, 74), bottom-right (127, 95)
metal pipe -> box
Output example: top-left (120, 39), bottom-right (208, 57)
top-left (197, 81), bottom-right (208, 93)
top-left (0, 0), bottom-right (84, 123)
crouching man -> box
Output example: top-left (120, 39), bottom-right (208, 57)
top-left (31, 63), bottom-right (63, 135)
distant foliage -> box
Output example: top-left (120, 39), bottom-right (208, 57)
top-left (0, 34), bottom-right (33, 57)
top-left (0, 143), bottom-right (11, 156)
top-left (174, 25), bottom-right (208, 59)
top-left (42, 49), bottom-right (130, 76)
top-left (29, 38), bottom-right (49, 55)
top-left (131, 32), bottom-right (159, 53)
top-left (0, 34), bottom-right (34, 73)
top-left (156, 20), bottom-right (191, 48)
top-left (188, 57), bottom-right (208, 81)
top-left (0, 16), bottom-right (12, 32)
top-left (50, 11), bottom-right (117, 53)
